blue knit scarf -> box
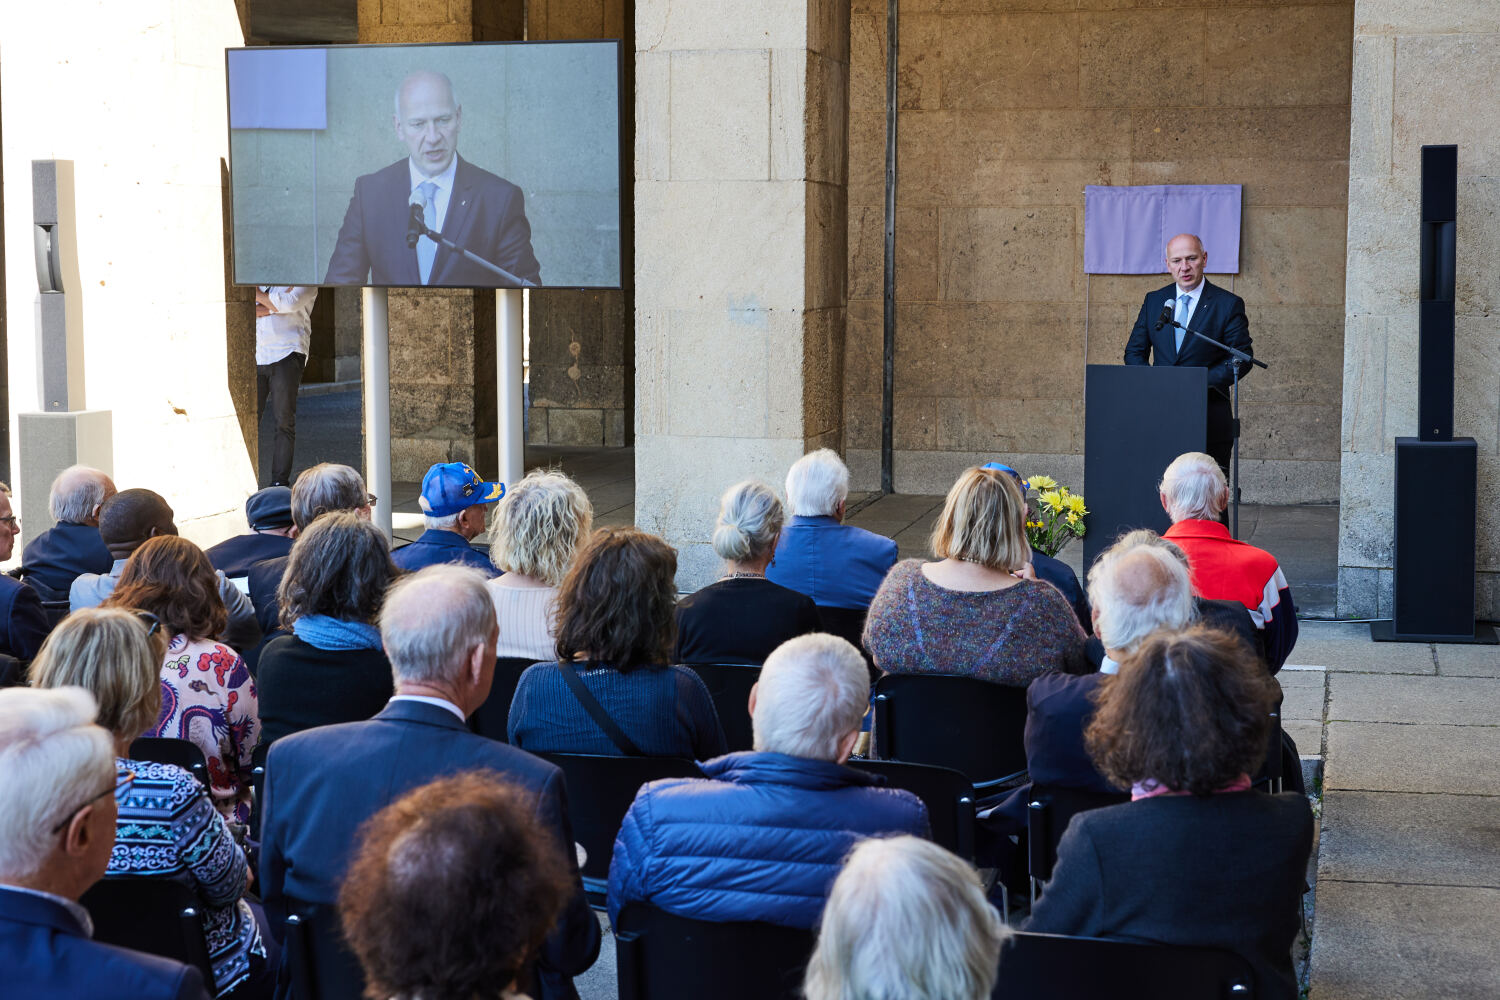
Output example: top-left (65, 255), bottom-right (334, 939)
top-left (292, 614), bottom-right (382, 651)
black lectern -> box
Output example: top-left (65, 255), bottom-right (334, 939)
top-left (1082, 365), bottom-right (1207, 570)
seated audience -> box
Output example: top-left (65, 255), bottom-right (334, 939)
top-left (766, 449), bottom-right (897, 613)
top-left (0, 483), bottom-right (51, 661)
top-left (255, 512), bottom-right (396, 747)
top-left (984, 461), bottom-right (1091, 632)
top-left (103, 536), bottom-right (261, 826)
top-left (1024, 626), bottom-right (1314, 999)
top-left (804, 836), bottom-right (1008, 1000)
top-left (29, 609), bottom-right (271, 999)
top-left (1159, 452), bottom-right (1299, 670)
top-left (392, 462), bottom-right (503, 576)
top-left (246, 464), bottom-right (373, 634)
top-left (486, 470), bottom-right (593, 662)
top-left (864, 466), bottom-right (1085, 685)
top-left (261, 564), bottom-right (599, 998)
top-left (608, 632), bottom-right (928, 929)
top-left (71, 489), bottom-right (261, 652)
top-left (339, 774), bottom-right (572, 1000)
top-left (20, 464), bottom-right (115, 601)
top-left (0, 686), bottom-right (210, 1000)
top-left (508, 528), bottom-right (726, 759)
top-left (204, 486), bottom-right (295, 584)
top-left (674, 480), bottom-right (819, 664)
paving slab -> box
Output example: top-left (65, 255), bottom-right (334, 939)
top-left (1278, 669), bottom-right (1327, 722)
top-left (1318, 790), bottom-right (1500, 888)
top-left (1325, 722), bottom-right (1500, 795)
top-left (1329, 674), bottom-right (1500, 726)
top-left (1309, 882), bottom-right (1500, 1000)
top-left (1285, 720), bottom-right (1324, 758)
top-left (1435, 643), bottom-right (1500, 678)
top-left (1286, 622), bottom-right (1436, 674)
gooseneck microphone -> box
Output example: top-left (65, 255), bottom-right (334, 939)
top-left (405, 191), bottom-right (427, 249)
top-left (1155, 302), bottom-right (1174, 331)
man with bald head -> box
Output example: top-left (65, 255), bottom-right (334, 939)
top-left (21, 465), bottom-right (116, 601)
top-left (1124, 233), bottom-right (1254, 474)
top-left (324, 69), bottom-right (540, 287)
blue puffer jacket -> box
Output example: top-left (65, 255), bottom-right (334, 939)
top-left (606, 751), bottom-right (930, 929)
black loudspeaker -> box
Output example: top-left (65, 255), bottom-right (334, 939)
top-left (1418, 145), bottom-right (1457, 442)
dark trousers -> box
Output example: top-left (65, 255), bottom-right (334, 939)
top-left (256, 352), bottom-right (305, 486)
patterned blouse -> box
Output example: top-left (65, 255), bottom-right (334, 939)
top-left (150, 634), bottom-right (261, 825)
top-left (111, 757), bottom-right (264, 995)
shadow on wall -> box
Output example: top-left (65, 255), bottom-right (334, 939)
top-left (221, 157), bottom-right (259, 470)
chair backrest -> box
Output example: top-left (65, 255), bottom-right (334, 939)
top-left (679, 662), bottom-right (760, 752)
top-left (871, 674), bottom-right (1029, 787)
top-left (40, 599), bottom-right (71, 630)
top-left (846, 758), bottom-right (976, 861)
top-left (1025, 784), bottom-right (1130, 884)
top-left (614, 903), bottom-right (816, 1000)
top-left (813, 605), bottom-right (878, 683)
top-left (247, 742), bottom-right (271, 843)
top-left (81, 877), bottom-right (217, 993)
top-left (468, 656), bottom-right (541, 742)
top-left (1253, 698), bottom-right (1284, 790)
top-left (281, 898), bottom-right (366, 1000)
top-left (537, 752), bottom-right (700, 898)
top-left (0, 653), bottom-right (25, 689)
top-left (994, 931), bottom-right (1255, 998)
top-left (129, 737), bottom-right (209, 789)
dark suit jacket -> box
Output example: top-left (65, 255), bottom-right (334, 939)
top-left (323, 156), bottom-right (541, 287)
top-left (1032, 550), bottom-right (1091, 634)
top-left (0, 574), bottom-right (51, 661)
top-left (205, 532), bottom-right (295, 582)
top-left (246, 555), bottom-right (288, 635)
top-left (0, 885), bottom-right (209, 1000)
top-left (987, 670), bottom-right (1114, 832)
top-left (1124, 280), bottom-right (1252, 443)
top-left (261, 699), bottom-right (599, 1000)
top-left (21, 521), bottom-right (112, 601)
top-left (1024, 792), bottom-right (1313, 1000)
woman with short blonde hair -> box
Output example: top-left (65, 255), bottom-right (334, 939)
top-left (486, 470), bottom-right (594, 661)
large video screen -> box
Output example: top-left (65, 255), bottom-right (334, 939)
top-left (226, 41), bottom-right (622, 290)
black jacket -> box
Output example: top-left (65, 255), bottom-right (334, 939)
top-left (255, 634), bottom-right (394, 748)
top-left (21, 521), bottom-right (112, 600)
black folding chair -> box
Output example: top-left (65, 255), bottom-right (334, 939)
top-left (247, 742), bottom-right (270, 843)
top-left (679, 662), bottom-right (760, 752)
top-left (82, 877), bottom-right (217, 993)
top-left (847, 758), bottom-right (976, 861)
top-left (614, 903), bottom-right (816, 1000)
top-left (536, 752), bottom-right (701, 903)
top-left (40, 599), bottom-right (72, 631)
top-left (281, 897), bottom-right (365, 1000)
top-left (814, 605), bottom-right (878, 682)
top-left (871, 674), bottom-right (1029, 792)
top-left (129, 737), bottom-right (210, 789)
top-left (994, 931), bottom-right (1256, 998)
top-left (0, 653), bottom-right (25, 689)
top-left (1025, 784), bottom-right (1130, 900)
top-left (1253, 700), bottom-right (1285, 793)
top-left (468, 656), bottom-right (542, 743)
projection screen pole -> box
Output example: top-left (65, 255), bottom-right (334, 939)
top-left (362, 287), bottom-right (393, 539)
top-left (496, 289), bottom-right (525, 487)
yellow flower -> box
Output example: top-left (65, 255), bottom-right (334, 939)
top-left (1039, 490), bottom-right (1063, 512)
top-left (1065, 494), bottom-right (1087, 515)
top-left (1028, 474), bottom-right (1058, 491)
top-left (1066, 511), bottom-right (1080, 526)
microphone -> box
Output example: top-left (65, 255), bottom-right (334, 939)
top-left (1155, 302), bottom-right (1174, 331)
top-left (405, 191), bottom-right (427, 249)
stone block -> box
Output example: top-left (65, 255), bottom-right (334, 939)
top-left (1336, 565), bottom-right (1378, 618)
top-left (1348, 34), bottom-right (1395, 179)
top-left (1329, 673), bottom-right (1500, 725)
top-left (799, 307), bottom-right (846, 441)
top-left (1205, 4), bottom-right (1354, 108)
top-left (1283, 619), bottom-right (1430, 672)
top-left (529, 364), bottom-right (626, 409)
top-left (1326, 720), bottom-right (1500, 794)
top-left (1436, 640), bottom-right (1500, 678)
top-left (1456, 176), bottom-right (1500, 320)
top-left (1355, 0), bottom-right (1500, 36)
top-left (937, 14), bottom-right (1079, 110)
top-left (771, 48), bottom-right (807, 183)
top-left (1078, 9), bottom-right (1205, 110)
top-left (635, 52), bottom-right (670, 182)
top-left (807, 0), bottom-right (850, 63)
top-left (1283, 721), bottom-right (1323, 757)
top-left (1236, 305), bottom-right (1346, 407)
top-left (530, 292), bottom-right (604, 365)
top-left (849, 14), bottom-right (885, 114)
top-left (1453, 317), bottom-right (1500, 455)
top-left (1392, 35), bottom-right (1500, 181)
top-left (1320, 790), bottom-right (1500, 888)
top-left (1341, 314), bottom-right (1386, 453)
top-left (938, 206), bottom-right (1079, 303)
top-left (1234, 207), bottom-right (1348, 307)
top-left (637, 0), bottom-right (809, 53)
top-left (1276, 667), bottom-right (1326, 722)
top-left (806, 181), bottom-right (849, 311)
top-left (1131, 105), bottom-right (1349, 162)
top-left (937, 397), bottom-right (1082, 453)
top-left (605, 408), bottom-right (627, 447)
top-left (1240, 402), bottom-right (1339, 462)
top-left (1236, 459), bottom-right (1340, 504)
top-left (854, 448), bottom-right (1085, 496)
top-left (1346, 182), bottom-right (1421, 324)
top-left (391, 435), bottom-right (460, 482)
top-left (1127, 158), bottom-right (1351, 208)
top-left (808, 54), bottom-right (850, 187)
top-left (846, 111), bottom-right (885, 206)
top-left (545, 407), bottom-right (605, 447)
top-left (1310, 882), bottom-right (1500, 1000)
top-left (1337, 449), bottom-right (1394, 567)
top-left (669, 50), bottom-right (770, 182)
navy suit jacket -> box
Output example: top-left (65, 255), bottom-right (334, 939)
top-left (246, 555), bottom-right (288, 635)
top-left (21, 521), bottom-right (112, 601)
top-left (261, 699), bottom-right (599, 1000)
top-left (205, 532), bottom-right (295, 582)
top-left (0, 574), bottom-right (51, 661)
top-left (766, 515), bottom-right (899, 611)
top-left (0, 886), bottom-right (209, 1000)
top-left (323, 156), bottom-right (541, 287)
top-left (1032, 550), bottom-right (1091, 634)
top-left (391, 529), bottom-right (499, 577)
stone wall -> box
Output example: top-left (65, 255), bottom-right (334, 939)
top-left (845, 0), bottom-right (1354, 499)
top-left (1338, 1), bottom-right (1500, 618)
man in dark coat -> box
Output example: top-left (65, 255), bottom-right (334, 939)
top-left (20, 465), bottom-right (114, 602)
top-left (205, 486), bottom-right (296, 584)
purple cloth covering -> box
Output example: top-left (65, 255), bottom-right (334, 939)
top-left (228, 48), bottom-right (327, 130)
top-left (1084, 184), bottom-right (1242, 274)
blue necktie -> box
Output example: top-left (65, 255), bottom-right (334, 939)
top-left (1174, 292), bottom-right (1189, 354)
top-left (417, 181), bottom-right (438, 285)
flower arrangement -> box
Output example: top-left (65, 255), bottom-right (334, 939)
top-left (1022, 473), bottom-right (1087, 557)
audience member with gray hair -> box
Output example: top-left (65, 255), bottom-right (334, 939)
top-left (766, 449), bottom-right (898, 613)
top-left (0, 686), bottom-right (210, 999)
top-left (674, 480), bottom-right (820, 667)
top-left (805, 835), bottom-right (1009, 1000)
top-left (260, 563), bottom-right (601, 998)
top-left (21, 464), bottom-right (116, 601)
top-left (607, 632), bottom-right (928, 930)
top-left (486, 469), bottom-right (593, 661)
top-left (392, 462), bottom-right (503, 577)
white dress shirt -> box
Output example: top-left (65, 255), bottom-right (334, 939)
top-left (255, 286), bottom-right (318, 366)
top-left (1174, 280), bottom-right (1205, 342)
top-left (388, 694), bottom-right (466, 723)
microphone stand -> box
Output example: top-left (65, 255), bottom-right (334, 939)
top-left (407, 218), bottom-right (537, 288)
top-left (1167, 318), bottom-right (1269, 539)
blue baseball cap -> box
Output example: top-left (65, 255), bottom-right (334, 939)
top-left (418, 463), bottom-right (505, 517)
top-left (981, 462), bottom-right (1029, 490)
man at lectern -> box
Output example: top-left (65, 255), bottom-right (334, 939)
top-left (324, 70), bottom-right (541, 288)
top-left (1123, 233), bottom-right (1253, 474)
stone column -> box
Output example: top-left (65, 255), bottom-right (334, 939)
top-left (1338, 2), bottom-right (1500, 618)
top-left (634, 0), bottom-right (850, 588)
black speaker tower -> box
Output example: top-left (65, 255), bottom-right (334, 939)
top-left (1372, 145), bottom-right (1497, 643)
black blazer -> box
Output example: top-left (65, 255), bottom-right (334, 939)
top-left (246, 555), bottom-right (288, 634)
top-left (1124, 279), bottom-right (1253, 401)
top-left (255, 634), bottom-right (394, 747)
top-left (205, 532), bottom-right (295, 582)
top-left (261, 699), bottom-right (600, 999)
top-left (21, 521), bottom-right (112, 601)
top-left (1024, 792), bottom-right (1313, 1000)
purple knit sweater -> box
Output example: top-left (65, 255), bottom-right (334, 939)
top-left (863, 559), bottom-right (1086, 686)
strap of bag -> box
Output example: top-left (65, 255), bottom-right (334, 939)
top-left (558, 661), bottom-right (643, 756)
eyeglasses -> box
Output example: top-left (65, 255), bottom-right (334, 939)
top-left (51, 768), bottom-right (134, 834)
top-left (365, 493), bottom-right (379, 508)
top-left (0, 516), bottom-right (17, 529)
top-left (133, 610), bottom-right (162, 637)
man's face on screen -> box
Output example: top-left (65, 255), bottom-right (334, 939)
top-left (1165, 235), bottom-right (1207, 292)
top-left (395, 74), bottom-right (462, 178)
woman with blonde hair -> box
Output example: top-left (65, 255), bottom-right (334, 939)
top-left (863, 466), bottom-right (1085, 686)
top-left (30, 607), bottom-right (273, 998)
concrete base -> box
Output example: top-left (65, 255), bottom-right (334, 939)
top-left (17, 409), bottom-right (113, 542)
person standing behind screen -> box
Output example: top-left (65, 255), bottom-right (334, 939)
top-left (254, 286), bottom-right (317, 488)
top-left (324, 70), bottom-right (541, 288)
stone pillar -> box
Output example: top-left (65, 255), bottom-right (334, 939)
top-left (1338, 2), bottom-right (1500, 618)
top-left (634, 0), bottom-right (850, 588)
